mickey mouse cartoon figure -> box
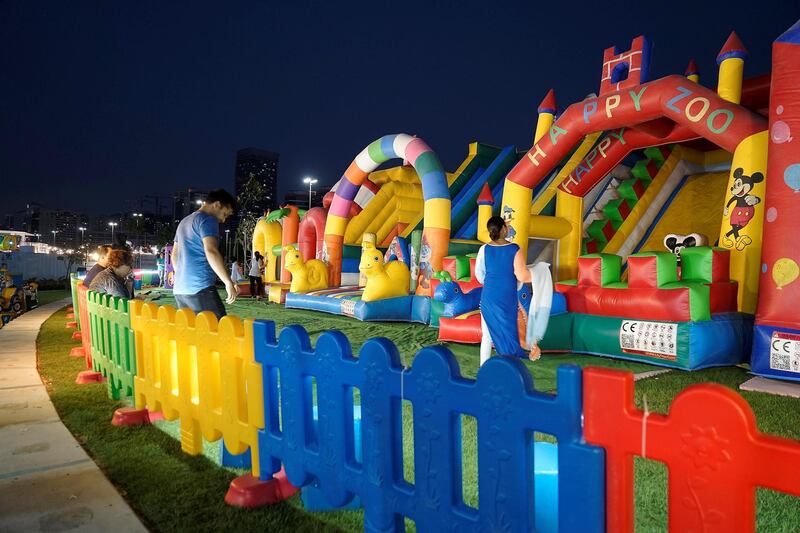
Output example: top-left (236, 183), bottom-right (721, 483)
top-left (723, 167), bottom-right (763, 251)
top-left (664, 232), bottom-right (707, 266)
top-left (501, 205), bottom-right (516, 240)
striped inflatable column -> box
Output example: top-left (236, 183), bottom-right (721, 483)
top-left (323, 134), bottom-right (450, 294)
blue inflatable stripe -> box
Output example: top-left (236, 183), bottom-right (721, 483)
top-left (342, 258), bottom-right (360, 273)
top-left (380, 135), bottom-right (399, 160)
top-left (639, 36), bottom-right (654, 83)
top-left (456, 171), bottom-right (508, 239)
top-left (450, 167), bottom-right (486, 222)
top-left (421, 171), bottom-right (450, 201)
top-left (452, 169), bottom-right (488, 239)
top-left (716, 49), bottom-right (748, 65)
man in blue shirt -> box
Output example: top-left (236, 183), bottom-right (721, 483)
top-left (171, 189), bottom-right (238, 319)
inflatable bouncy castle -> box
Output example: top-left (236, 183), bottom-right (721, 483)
top-left (251, 26), bottom-right (800, 379)
top-left (750, 21), bottom-right (800, 381)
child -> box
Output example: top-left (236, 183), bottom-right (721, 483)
top-left (475, 216), bottom-right (540, 366)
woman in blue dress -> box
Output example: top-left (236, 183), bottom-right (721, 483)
top-left (475, 216), bottom-right (538, 366)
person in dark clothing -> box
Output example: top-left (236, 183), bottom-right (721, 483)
top-left (82, 245), bottom-right (111, 287)
top-left (88, 249), bottom-right (135, 299)
top-left (248, 251), bottom-right (265, 299)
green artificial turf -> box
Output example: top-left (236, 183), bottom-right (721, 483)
top-left (36, 289), bottom-right (70, 306)
top-left (36, 294), bottom-right (800, 532)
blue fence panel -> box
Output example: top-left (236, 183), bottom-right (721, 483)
top-left (253, 320), bottom-right (605, 532)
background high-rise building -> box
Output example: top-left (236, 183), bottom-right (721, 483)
top-left (8, 203), bottom-right (90, 246)
top-left (172, 188), bottom-right (209, 222)
top-left (234, 148), bottom-right (279, 216)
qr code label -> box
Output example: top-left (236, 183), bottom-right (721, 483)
top-left (341, 299), bottom-right (356, 317)
top-left (619, 320), bottom-right (678, 360)
top-left (769, 332), bottom-right (800, 374)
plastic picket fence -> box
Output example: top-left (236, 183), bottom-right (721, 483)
top-left (253, 321), bottom-right (605, 532)
top-left (583, 367), bottom-right (800, 532)
top-left (86, 291), bottom-right (136, 399)
top-left (69, 273), bottom-right (81, 328)
top-left (130, 301), bottom-right (264, 476)
top-left (76, 284), bottom-right (93, 368)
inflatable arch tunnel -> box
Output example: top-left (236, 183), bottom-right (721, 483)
top-left (324, 134), bottom-right (450, 295)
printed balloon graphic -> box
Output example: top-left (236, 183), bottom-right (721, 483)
top-left (766, 207), bottom-right (777, 223)
top-left (773, 258), bottom-right (799, 290)
top-left (785, 164), bottom-right (800, 192)
top-left (771, 121), bottom-right (792, 143)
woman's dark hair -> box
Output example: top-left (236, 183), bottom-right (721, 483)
top-left (487, 216), bottom-right (506, 241)
top-left (254, 251), bottom-right (263, 260)
top-left (106, 249), bottom-right (133, 269)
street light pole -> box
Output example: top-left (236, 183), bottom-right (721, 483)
top-left (108, 221), bottom-right (118, 243)
top-left (225, 229), bottom-right (230, 262)
top-left (78, 226), bottom-right (86, 244)
top-left (303, 176), bottom-right (318, 210)
top-left (132, 213), bottom-right (143, 247)
top-left (51, 230), bottom-right (58, 245)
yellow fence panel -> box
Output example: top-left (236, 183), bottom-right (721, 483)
top-left (130, 301), bottom-right (264, 475)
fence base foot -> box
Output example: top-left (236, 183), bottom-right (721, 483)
top-left (66, 312), bottom-right (75, 319)
top-left (66, 321), bottom-right (78, 329)
top-left (66, 306), bottom-right (73, 312)
top-left (69, 346), bottom-right (85, 358)
top-left (71, 331), bottom-right (82, 341)
top-left (146, 410), bottom-right (164, 422)
top-left (112, 407), bottom-right (159, 426)
top-left (224, 469), bottom-right (298, 508)
top-left (75, 370), bottom-right (105, 384)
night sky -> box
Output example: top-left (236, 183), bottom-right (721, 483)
top-left (1, 1), bottom-right (797, 218)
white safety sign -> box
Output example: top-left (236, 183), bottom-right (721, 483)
top-left (769, 331), bottom-right (800, 374)
top-left (619, 320), bottom-right (678, 360)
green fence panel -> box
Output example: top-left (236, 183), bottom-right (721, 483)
top-left (69, 274), bottom-right (81, 329)
top-left (86, 291), bottom-right (136, 400)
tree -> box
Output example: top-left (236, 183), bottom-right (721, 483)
top-left (155, 223), bottom-right (177, 248)
top-left (61, 251), bottom-right (84, 282)
top-left (235, 173), bottom-right (265, 264)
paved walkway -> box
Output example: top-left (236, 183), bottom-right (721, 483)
top-left (0, 299), bottom-right (147, 532)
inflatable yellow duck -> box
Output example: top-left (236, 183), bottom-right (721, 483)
top-left (359, 241), bottom-right (410, 302)
top-left (284, 245), bottom-right (328, 293)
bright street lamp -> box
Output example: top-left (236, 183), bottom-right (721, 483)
top-left (51, 230), bottom-right (58, 245)
top-left (108, 221), bottom-right (118, 242)
top-left (78, 226), bottom-right (87, 244)
top-left (303, 176), bottom-right (318, 210)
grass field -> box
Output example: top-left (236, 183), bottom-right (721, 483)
top-left (36, 289), bottom-right (70, 306)
top-left (35, 292), bottom-right (800, 532)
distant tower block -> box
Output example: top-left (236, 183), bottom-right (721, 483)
top-left (599, 35), bottom-right (653, 95)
